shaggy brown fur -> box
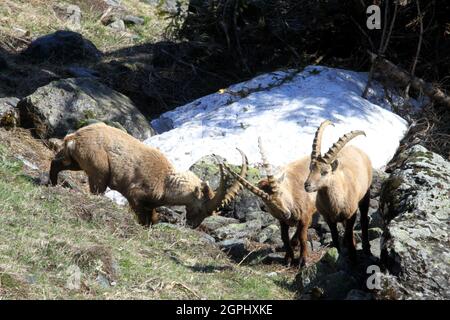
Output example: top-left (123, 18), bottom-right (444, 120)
top-left (305, 120), bottom-right (373, 261)
top-left (49, 123), bottom-right (246, 228)
top-left (220, 142), bottom-right (316, 268)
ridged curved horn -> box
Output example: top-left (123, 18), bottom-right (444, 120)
top-left (205, 161), bottom-right (227, 214)
top-left (322, 130), bottom-right (366, 163)
top-left (219, 148), bottom-right (248, 208)
top-left (221, 159), bottom-right (272, 202)
top-left (258, 137), bottom-right (279, 195)
top-left (207, 149), bottom-right (248, 213)
top-left (311, 120), bottom-right (333, 160)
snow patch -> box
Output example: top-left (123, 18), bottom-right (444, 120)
top-left (146, 66), bottom-right (409, 171)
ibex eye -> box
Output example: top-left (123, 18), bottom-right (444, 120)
top-left (321, 171), bottom-right (328, 176)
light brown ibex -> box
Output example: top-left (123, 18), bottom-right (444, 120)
top-left (219, 138), bottom-right (317, 268)
top-left (304, 120), bottom-right (372, 261)
top-left (49, 122), bottom-right (247, 228)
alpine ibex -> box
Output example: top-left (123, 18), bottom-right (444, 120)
top-left (49, 122), bottom-right (247, 228)
top-left (219, 138), bottom-right (317, 268)
top-left (304, 120), bottom-right (372, 261)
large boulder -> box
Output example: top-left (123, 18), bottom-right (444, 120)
top-left (378, 145), bottom-right (450, 299)
top-left (22, 31), bottom-right (102, 63)
top-left (17, 78), bottom-right (154, 139)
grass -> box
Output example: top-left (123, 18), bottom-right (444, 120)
top-left (0, 143), bottom-right (295, 299)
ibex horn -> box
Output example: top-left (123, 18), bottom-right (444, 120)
top-left (311, 120), bottom-right (333, 160)
top-left (322, 130), bottom-right (366, 163)
top-left (258, 137), bottom-right (279, 196)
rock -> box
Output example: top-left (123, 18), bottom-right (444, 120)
top-left (263, 252), bottom-right (285, 264)
top-left (379, 145), bottom-right (450, 299)
top-left (22, 31), bottom-right (102, 63)
top-left (199, 215), bottom-right (239, 234)
top-left (217, 239), bottom-right (246, 261)
top-left (369, 238), bottom-right (381, 259)
top-left (369, 208), bottom-right (383, 228)
top-left (319, 271), bottom-right (358, 300)
top-left (199, 233), bottom-right (216, 244)
top-left (108, 19), bottom-right (126, 31)
top-left (105, 0), bottom-right (122, 6)
top-left (66, 66), bottom-right (99, 78)
top-left (371, 169), bottom-right (389, 198)
top-left (0, 97), bottom-right (19, 108)
top-left (152, 0), bottom-right (189, 15)
top-left (245, 210), bottom-right (277, 227)
top-left (65, 265), bottom-right (82, 290)
top-left (212, 219), bottom-right (262, 241)
top-left (123, 15), bottom-right (145, 25)
top-left (368, 227), bottom-right (383, 241)
top-left (297, 255), bottom-right (358, 300)
top-left (296, 248), bottom-right (340, 291)
top-left (53, 4), bottom-right (82, 30)
top-left (345, 289), bottom-right (373, 300)
top-left (218, 239), bottom-right (273, 263)
top-left (308, 240), bottom-right (322, 253)
top-left (0, 98), bottom-right (20, 128)
top-left (321, 233), bottom-right (332, 246)
top-left (18, 77), bottom-right (154, 139)
top-left (253, 224), bottom-right (279, 243)
top-left (0, 55), bottom-right (8, 70)
top-left (322, 247), bottom-right (339, 267)
top-left (96, 273), bottom-right (111, 288)
top-left (156, 206), bottom-right (183, 224)
top-left (189, 154), bottom-right (226, 190)
top-left (307, 228), bottom-right (320, 241)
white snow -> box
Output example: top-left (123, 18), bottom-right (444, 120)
top-left (106, 65), bottom-right (412, 205)
top-left (146, 66), bottom-right (409, 170)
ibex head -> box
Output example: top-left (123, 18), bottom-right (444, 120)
top-left (219, 139), bottom-right (292, 221)
top-left (185, 151), bottom-right (248, 228)
top-left (304, 120), bottom-right (366, 192)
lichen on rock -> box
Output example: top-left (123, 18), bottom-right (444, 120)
top-left (379, 145), bottom-right (449, 299)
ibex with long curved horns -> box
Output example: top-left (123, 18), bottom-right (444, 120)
top-left (219, 138), bottom-right (316, 268)
top-left (304, 120), bottom-right (372, 261)
top-left (49, 122), bottom-right (246, 228)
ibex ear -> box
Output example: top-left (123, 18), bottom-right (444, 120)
top-left (193, 186), bottom-right (202, 199)
top-left (201, 182), bottom-right (214, 200)
top-left (331, 160), bottom-right (339, 172)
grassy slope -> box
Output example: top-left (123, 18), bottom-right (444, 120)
top-left (0, 143), bottom-right (294, 299)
